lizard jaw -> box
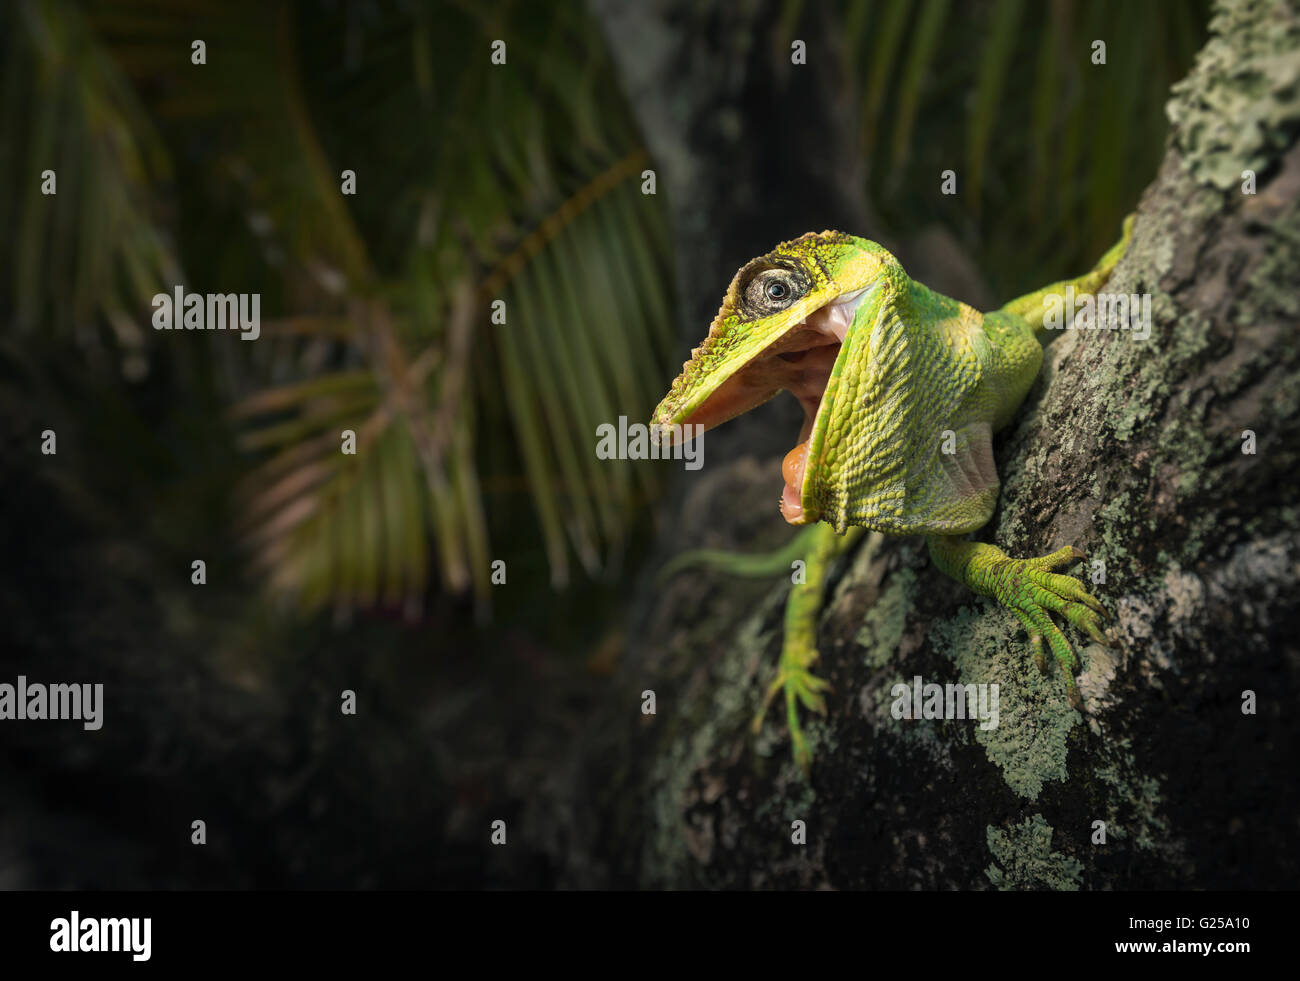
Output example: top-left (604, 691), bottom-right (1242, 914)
top-left (655, 283), bottom-right (872, 523)
top-left (685, 316), bottom-right (844, 525)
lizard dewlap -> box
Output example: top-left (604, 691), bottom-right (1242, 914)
top-left (653, 218), bottom-right (1133, 772)
top-left (781, 442), bottom-right (809, 522)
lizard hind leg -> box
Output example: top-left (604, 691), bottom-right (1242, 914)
top-left (998, 213), bottom-right (1136, 334)
top-left (750, 524), bottom-right (867, 773)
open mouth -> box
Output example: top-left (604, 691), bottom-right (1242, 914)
top-left (682, 287), bottom-right (870, 525)
top-left (771, 288), bottom-right (867, 523)
top-left (765, 327), bottom-right (840, 524)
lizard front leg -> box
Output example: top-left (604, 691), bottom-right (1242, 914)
top-left (753, 523), bottom-right (865, 772)
top-left (927, 536), bottom-right (1109, 705)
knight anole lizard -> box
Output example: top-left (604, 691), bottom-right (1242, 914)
top-left (652, 217), bottom-right (1134, 771)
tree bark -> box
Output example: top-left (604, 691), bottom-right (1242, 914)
top-left (581, 0), bottom-right (1300, 889)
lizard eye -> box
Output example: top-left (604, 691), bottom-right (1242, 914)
top-left (744, 268), bottom-right (802, 314)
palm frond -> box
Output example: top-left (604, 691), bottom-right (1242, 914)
top-left (843, 0), bottom-right (1207, 294)
top-left (0, 0), bottom-right (181, 363)
top-left (148, 2), bottom-right (676, 611)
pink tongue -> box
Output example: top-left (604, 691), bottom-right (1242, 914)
top-left (779, 441), bottom-right (809, 522)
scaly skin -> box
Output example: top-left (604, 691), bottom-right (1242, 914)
top-left (653, 216), bottom-right (1134, 772)
top-left (757, 524), bottom-right (868, 770)
top-left (655, 524), bottom-right (825, 583)
top-left (927, 538), bottom-right (1110, 710)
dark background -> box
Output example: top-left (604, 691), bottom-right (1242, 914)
top-left (7, 0), bottom-right (1287, 891)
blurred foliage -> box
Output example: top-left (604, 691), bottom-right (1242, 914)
top-left (0, 0), bottom-right (180, 361)
top-left (0, 0), bottom-right (1208, 621)
top-left (843, 0), bottom-right (1208, 295)
top-left (0, 0), bottom-right (674, 619)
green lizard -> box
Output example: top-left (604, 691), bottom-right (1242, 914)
top-left (652, 217), bottom-right (1133, 771)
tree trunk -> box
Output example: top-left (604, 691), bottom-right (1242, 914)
top-left (581, 0), bottom-right (1300, 888)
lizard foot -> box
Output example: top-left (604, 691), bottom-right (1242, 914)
top-left (752, 647), bottom-right (830, 774)
top-left (994, 546), bottom-right (1110, 706)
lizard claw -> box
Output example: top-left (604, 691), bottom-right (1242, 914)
top-left (998, 548), bottom-right (1110, 699)
top-left (752, 656), bottom-right (830, 776)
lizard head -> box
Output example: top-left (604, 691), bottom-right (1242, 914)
top-left (652, 231), bottom-right (901, 528)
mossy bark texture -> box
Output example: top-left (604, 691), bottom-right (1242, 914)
top-left (583, 0), bottom-right (1300, 889)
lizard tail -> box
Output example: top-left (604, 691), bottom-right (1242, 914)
top-left (655, 525), bottom-right (822, 584)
